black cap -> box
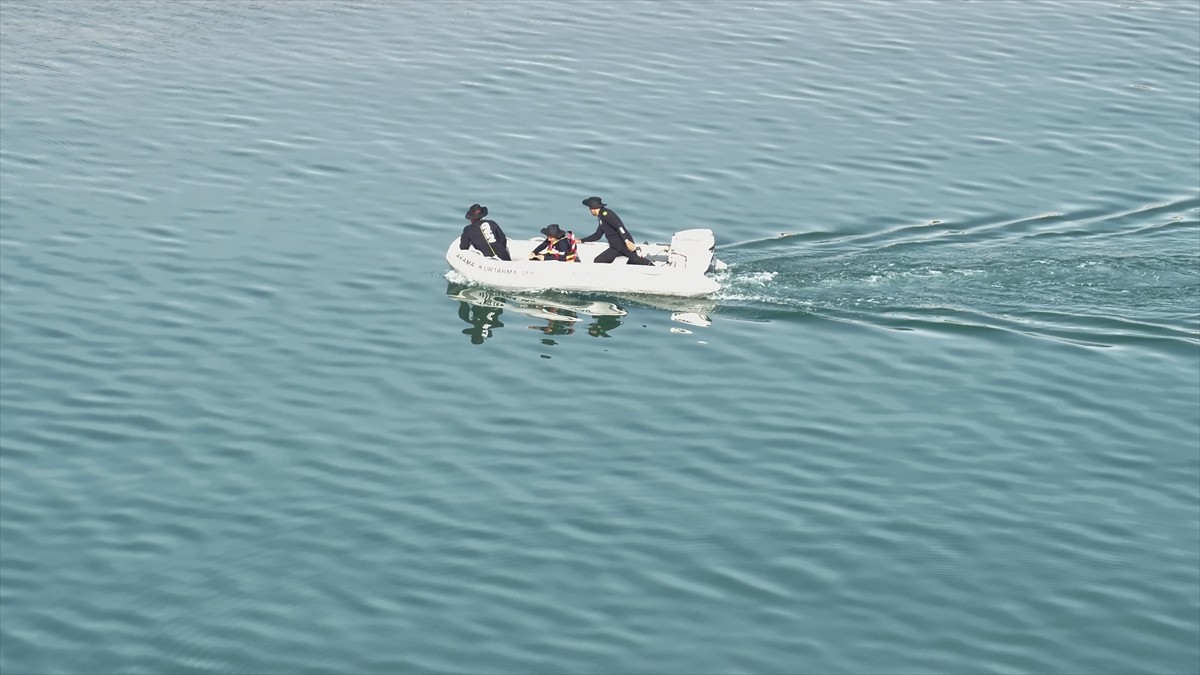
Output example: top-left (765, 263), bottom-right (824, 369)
top-left (582, 196), bottom-right (605, 208)
top-left (540, 224), bottom-right (565, 238)
top-left (465, 204), bottom-right (488, 220)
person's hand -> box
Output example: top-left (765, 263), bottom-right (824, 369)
top-left (625, 240), bottom-right (636, 251)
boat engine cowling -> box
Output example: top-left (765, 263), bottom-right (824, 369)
top-left (666, 229), bottom-right (717, 272)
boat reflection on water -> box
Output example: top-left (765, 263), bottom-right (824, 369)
top-left (448, 282), bottom-right (626, 344)
top-left (446, 282), bottom-right (714, 344)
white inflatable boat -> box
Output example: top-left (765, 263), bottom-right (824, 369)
top-left (445, 228), bottom-right (725, 298)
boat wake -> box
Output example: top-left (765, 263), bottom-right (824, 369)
top-left (712, 197), bottom-right (1200, 351)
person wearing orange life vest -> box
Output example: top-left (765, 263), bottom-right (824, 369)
top-left (528, 223), bottom-right (579, 262)
top-left (459, 203), bottom-right (511, 261)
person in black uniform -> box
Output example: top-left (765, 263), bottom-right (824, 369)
top-left (459, 203), bottom-right (511, 261)
top-left (579, 196), bottom-right (654, 265)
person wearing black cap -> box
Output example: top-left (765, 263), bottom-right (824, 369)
top-left (579, 196), bottom-right (654, 265)
top-left (528, 224), bottom-right (579, 262)
top-left (459, 203), bottom-right (511, 261)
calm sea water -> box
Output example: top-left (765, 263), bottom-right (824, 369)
top-left (2, 1), bottom-right (1198, 674)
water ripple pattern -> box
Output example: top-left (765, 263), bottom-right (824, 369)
top-left (2, 2), bottom-right (1198, 674)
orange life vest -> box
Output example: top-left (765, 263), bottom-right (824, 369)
top-left (563, 232), bottom-right (579, 262)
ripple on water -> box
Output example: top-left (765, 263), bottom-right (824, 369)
top-left (2, 1), bottom-right (1198, 674)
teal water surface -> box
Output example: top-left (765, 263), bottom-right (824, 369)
top-left (2, 1), bottom-right (1198, 674)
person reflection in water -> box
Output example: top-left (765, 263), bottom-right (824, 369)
top-left (457, 301), bottom-right (504, 344)
top-left (586, 315), bottom-right (623, 338)
top-left (529, 306), bottom-right (577, 339)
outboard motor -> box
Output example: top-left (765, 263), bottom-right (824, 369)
top-left (666, 229), bottom-right (717, 272)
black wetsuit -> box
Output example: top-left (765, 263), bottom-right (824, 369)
top-left (460, 219), bottom-right (511, 260)
top-left (579, 208), bottom-right (653, 265)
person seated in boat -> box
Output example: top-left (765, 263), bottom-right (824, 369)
top-left (459, 203), bottom-right (511, 261)
top-left (528, 223), bottom-right (579, 262)
top-left (579, 196), bottom-right (654, 265)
